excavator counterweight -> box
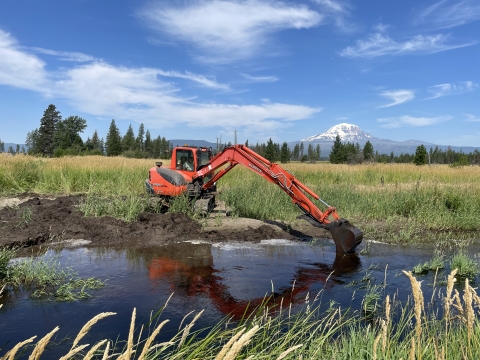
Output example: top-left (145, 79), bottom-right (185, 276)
top-left (146, 144), bottom-right (363, 253)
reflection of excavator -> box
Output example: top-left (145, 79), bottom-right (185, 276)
top-left (146, 144), bottom-right (363, 253)
top-left (147, 243), bottom-right (361, 320)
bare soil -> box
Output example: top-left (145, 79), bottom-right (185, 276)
top-left (0, 195), bottom-right (331, 249)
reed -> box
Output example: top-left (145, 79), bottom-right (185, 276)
top-left (4, 269), bottom-right (480, 359)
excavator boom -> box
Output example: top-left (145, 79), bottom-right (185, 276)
top-left (192, 145), bottom-right (363, 253)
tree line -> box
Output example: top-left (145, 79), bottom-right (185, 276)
top-left (13, 104), bottom-right (172, 158)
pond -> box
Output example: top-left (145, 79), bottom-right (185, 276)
top-left (0, 238), bottom-right (460, 358)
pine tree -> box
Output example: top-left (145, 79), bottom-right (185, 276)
top-left (25, 129), bottom-right (40, 154)
top-left (135, 123), bottom-right (145, 151)
top-left (363, 141), bottom-right (374, 161)
top-left (15, 144), bottom-right (20, 154)
top-left (0, 139), bottom-right (4, 152)
top-left (122, 124), bottom-right (135, 151)
top-left (38, 104), bottom-right (62, 156)
top-left (145, 130), bottom-right (152, 156)
top-left (299, 142), bottom-right (304, 158)
top-left (307, 143), bottom-right (314, 162)
top-left (330, 135), bottom-right (343, 164)
top-left (316, 144), bottom-right (321, 160)
top-left (413, 144), bottom-right (428, 165)
top-left (265, 138), bottom-right (276, 162)
top-left (91, 130), bottom-right (100, 150)
top-left (280, 142), bottom-right (290, 163)
top-left (245, 139), bottom-right (249, 148)
top-left (293, 144), bottom-right (299, 160)
top-left (106, 119), bottom-right (122, 156)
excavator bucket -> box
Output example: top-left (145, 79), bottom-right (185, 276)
top-left (326, 219), bottom-right (363, 254)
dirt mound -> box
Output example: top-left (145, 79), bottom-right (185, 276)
top-left (0, 195), bottom-right (295, 249)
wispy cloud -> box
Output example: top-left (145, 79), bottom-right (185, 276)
top-left (0, 29), bottom-right (47, 91)
top-left (240, 73), bottom-right (279, 82)
top-left (465, 113), bottom-right (480, 122)
top-left (377, 115), bottom-right (451, 128)
top-left (427, 81), bottom-right (478, 99)
top-left (378, 89), bottom-right (415, 108)
top-left (27, 47), bottom-right (100, 62)
top-left (340, 32), bottom-right (473, 58)
top-left (0, 28), bottom-right (320, 136)
top-left (311, 0), bottom-right (355, 32)
top-left (157, 70), bottom-right (230, 90)
top-left (138, 0), bottom-right (322, 63)
top-left (414, 0), bottom-right (480, 30)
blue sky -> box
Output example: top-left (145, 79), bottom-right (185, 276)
top-left (0, 0), bottom-right (479, 146)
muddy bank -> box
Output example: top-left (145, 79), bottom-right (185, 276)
top-left (0, 195), bottom-right (332, 249)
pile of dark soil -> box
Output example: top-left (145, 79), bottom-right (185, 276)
top-left (0, 195), bottom-right (295, 249)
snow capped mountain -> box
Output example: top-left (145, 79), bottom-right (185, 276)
top-left (301, 123), bottom-right (375, 142)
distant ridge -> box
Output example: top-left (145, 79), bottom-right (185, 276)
top-left (291, 123), bottom-right (478, 156)
top-left (169, 139), bottom-right (216, 148)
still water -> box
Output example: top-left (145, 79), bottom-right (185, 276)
top-left (0, 238), bottom-right (450, 357)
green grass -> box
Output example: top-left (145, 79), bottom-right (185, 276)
top-left (0, 248), bottom-right (104, 301)
top-left (450, 252), bottom-right (480, 280)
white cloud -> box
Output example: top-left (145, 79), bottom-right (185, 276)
top-left (240, 73), bottom-right (279, 82)
top-left (311, 0), bottom-right (354, 32)
top-left (157, 70), bottom-right (230, 90)
top-left (27, 47), bottom-right (99, 62)
top-left (378, 89), bottom-right (415, 108)
top-left (0, 28), bottom-right (320, 137)
top-left (414, 0), bottom-right (480, 30)
top-left (465, 114), bottom-right (480, 122)
top-left (340, 32), bottom-right (473, 58)
top-left (377, 115), bottom-right (452, 128)
top-left (55, 63), bottom-right (321, 130)
top-left (427, 81), bottom-right (478, 99)
top-left (0, 29), bottom-right (48, 91)
top-left (138, 0), bottom-right (322, 63)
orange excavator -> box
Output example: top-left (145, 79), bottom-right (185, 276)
top-left (146, 144), bottom-right (363, 253)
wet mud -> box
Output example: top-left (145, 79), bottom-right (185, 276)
top-left (0, 195), bottom-right (302, 249)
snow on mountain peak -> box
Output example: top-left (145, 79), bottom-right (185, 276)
top-left (301, 123), bottom-right (374, 142)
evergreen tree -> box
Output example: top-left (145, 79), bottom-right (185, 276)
top-left (16, 144), bottom-right (20, 154)
top-left (265, 138), bottom-right (276, 162)
top-left (299, 142), bottom-right (304, 158)
top-left (363, 141), bottom-right (374, 161)
top-left (293, 144), bottom-right (299, 160)
top-left (280, 142), bottom-right (290, 163)
top-left (316, 144), bottom-right (321, 160)
top-left (330, 135), bottom-right (343, 164)
top-left (7, 146), bottom-right (15, 155)
top-left (307, 143), bottom-right (313, 162)
top-left (106, 120), bottom-right (122, 156)
top-left (122, 125), bottom-right (135, 151)
top-left (0, 139), bottom-right (4, 152)
top-left (145, 130), bottom-right (152, 156)
top-left (38, 104), bottom-right (62, 156)
top-left (245, 139), bottom-right (249, 148)
top-left (135, 123), bottom-right (145, 151)
top-left (91, 130), bottom-right (100, 150)
top-left (414, 144), bottom-right (428, 165)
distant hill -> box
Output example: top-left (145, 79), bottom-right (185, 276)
top-left (289, 123), bottom-right (479, 156)
top-left (1, 143), bottom-right (28, 152)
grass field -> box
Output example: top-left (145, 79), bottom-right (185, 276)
top-left (1, 154), bottom-right (480, 242)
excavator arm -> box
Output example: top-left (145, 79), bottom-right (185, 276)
top-left (192, 145), bottom-right (363, 253)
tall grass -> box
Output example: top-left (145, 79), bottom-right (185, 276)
top-left (2, 155), bottom-right (480, 241)
top-left (3, 269), bottom-right (480, 359)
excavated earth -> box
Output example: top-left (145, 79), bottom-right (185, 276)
top-left (0, 195), bottom-right (331, 249)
